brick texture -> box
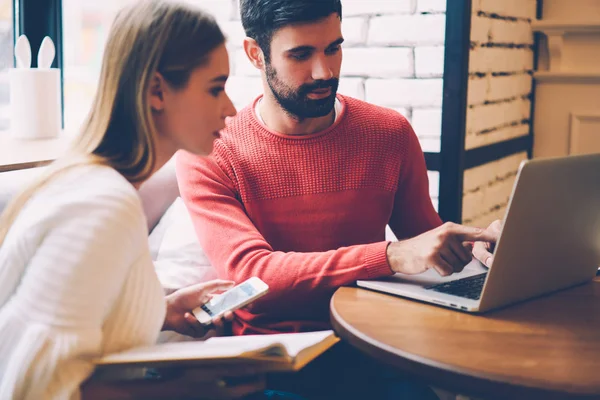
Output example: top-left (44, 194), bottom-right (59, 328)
top-left (368, 14), bottom-right (446, 46)
top-left (343, 0), bottom-right (414, 16)
top-left (417, 0), bottom-right (447, 13)
top-left (473, 0), bottom-right (537, 20)
top-left (366, 79), bottom-right (443, 108)
top-left (471, 16), bottom-right (534, 45)
top-left (341, 17), bottom-right (369, 46)
top-left (463, 0), bottom-right (535, 225)
top-left (342, 48), bottom-right (413, 78)
top-left (415, 46), bottom-right (445, 77)
top-left (467, 73), bottom-right (533, 105)
top-left (462, 152), bottom-right (527, 226)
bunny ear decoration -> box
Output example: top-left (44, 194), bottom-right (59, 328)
top-left (9, 35), bottom-right (61, 140)
top-left (37, 36), bottom-right (56, 69)
top-left (15, 35), bottom-right (31, 69)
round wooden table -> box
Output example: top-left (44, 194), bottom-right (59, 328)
top-left (330, 278), bottom-right (600, 400)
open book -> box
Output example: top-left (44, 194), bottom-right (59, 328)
top-left (96, 330), bottom-right (339, 372)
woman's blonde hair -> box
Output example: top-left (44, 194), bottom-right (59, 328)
top-left (0, 0), bottom-right (224, 245)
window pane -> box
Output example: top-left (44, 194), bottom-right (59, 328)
top-left (62, 0), bottom-right (135, 133)
top-left (0, 0), bottom-right (13, 132)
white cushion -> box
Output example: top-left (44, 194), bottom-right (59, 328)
top-left (148, 197), bottom-right (218, 343)
top-left (149, 197), bottom-right (218, 295)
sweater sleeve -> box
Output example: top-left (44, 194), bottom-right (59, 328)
top-left (0, 187), bottom-right (145, 400)
top-left (175, 150), bottom-right (393, 308)
top-left (388, 122), bottom-right (443, 240)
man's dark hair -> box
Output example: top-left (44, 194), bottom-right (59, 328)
top-left (240, 0), bottom-right (342, 61)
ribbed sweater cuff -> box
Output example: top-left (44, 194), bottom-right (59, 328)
top-left (364, 241), bottom-right (394, 279)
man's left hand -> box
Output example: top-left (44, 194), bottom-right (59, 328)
top-left (472, 219), bottom-right (502, 267)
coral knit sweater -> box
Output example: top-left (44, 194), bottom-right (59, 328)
top-left (176, 95), bottom-right (442, 335)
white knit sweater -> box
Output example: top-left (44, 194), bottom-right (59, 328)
top-left (0, 164), bottom-right (166, 399)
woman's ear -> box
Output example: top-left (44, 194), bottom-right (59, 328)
top-left (243, 37), bottom-right (264, 70)
top-left (149, 73), bottom-right (167, 112)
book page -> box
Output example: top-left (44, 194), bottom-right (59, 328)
top-left (97, 330), bottom-right (335, 366)
top-left (97, 339), bottom-right (253, 365)
top-left (203, 330), bottom-right (335, 359)
top-left (263, 330), bottom-right (334, 358)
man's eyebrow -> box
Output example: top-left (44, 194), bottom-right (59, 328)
top-left (286, 45), bottom-right (316, 53)
top-left (286, 38), bottom-right (345, 54)
top-left (210, 75), bottom-right (229, 83)
top-left (326, 37), bottom-right (345, 48)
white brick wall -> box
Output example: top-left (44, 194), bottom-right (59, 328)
top-left (341, 48), bottom-right (413, 78)
top-left (225, 76), bottom-right (263, 110)
top-left (191, 0), bottom-right (235, 22)
top-left (366, 78), bottom-right (443, 108)
top-left (428, 170), bottom-right (440, 197)
top-left (417, 0), bottom-right (446, 13)
top-left (415, 46), bottom-right (445, 77)
top-left (368, 14), bottom-right (446, 46)
top-left (341, 17), bottom-right (369, 46)
top-left (221, 20), bottom-right (247, 46)
top-left (393, 108), bottom-right (411, 121)
top-left (342, 0), bottom-right (414, 16)
top-left (412, 108), bottom-right (442, 137)
top-left (337, 77), bottom-right (365, 100)
top-left (233, 49), bottom-right (259, 76)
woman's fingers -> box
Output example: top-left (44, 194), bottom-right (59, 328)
top-left (184, 312), bottom-right (208, 338)
top-left (195, 280), bottom-right (235, 295)
top-left (223, 311), bottom-right (235, 321)
top-left (177, 280), bottom-right (235, 309)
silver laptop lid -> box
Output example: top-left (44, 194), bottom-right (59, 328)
top-left (478, 154), bottom-right (600, 311)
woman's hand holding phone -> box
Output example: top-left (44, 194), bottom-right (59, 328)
top-left (162, 280), bottom-right (235, 338)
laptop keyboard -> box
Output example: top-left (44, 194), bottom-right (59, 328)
top-left (425, 272), bottom-right (488, 300)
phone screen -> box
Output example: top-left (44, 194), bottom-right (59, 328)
top-left (201, 281), bottom-right (261, 317)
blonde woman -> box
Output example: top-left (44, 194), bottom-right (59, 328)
top-left (0, 1), bottom-right (240, 398)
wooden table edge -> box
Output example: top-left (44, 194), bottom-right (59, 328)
top-left (0, 159), bottom-right (54, 173)
top-left (329, 287), bottom-right (597, 400)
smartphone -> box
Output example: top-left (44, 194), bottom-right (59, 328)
top-left (192, 277), bottom-right (269, 325)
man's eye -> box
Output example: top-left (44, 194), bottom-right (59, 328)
top-left (290, 53), bottom-right (310, 61)
top-left (326, 46), bottom-right (341, 55)
top-left (210, 87), bottom-right (224, 97)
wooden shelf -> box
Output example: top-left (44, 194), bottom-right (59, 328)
top-left (532, 20), bottom-right (600, 74)
top-left (534, 71), bottom-right (600, 83)
top-left (531, 20), bottom-right (600, 34)
top-left (0, 134), bottom-right (72, 173)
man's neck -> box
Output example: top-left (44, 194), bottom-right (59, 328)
top-left (259, 93), bottom-right (335, 136)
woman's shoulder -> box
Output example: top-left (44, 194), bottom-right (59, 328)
top-left (23, 164), bottom-right (146, 237)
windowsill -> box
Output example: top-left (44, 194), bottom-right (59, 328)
top-left (0, 133), bottom-right (72, 173)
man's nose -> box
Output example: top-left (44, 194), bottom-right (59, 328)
top-left (312, 56), bottom-right (334, 81)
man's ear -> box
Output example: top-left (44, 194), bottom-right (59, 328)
top-left (149, 72), bottom-right (167, 112)
top-left (243, 37), bottom-right (265, 70)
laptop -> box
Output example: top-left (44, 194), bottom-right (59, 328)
top-left (358, 154), bottom-right (600, 313)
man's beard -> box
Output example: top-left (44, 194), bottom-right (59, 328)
top-left (265, 63), bottom-right (339, 120)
